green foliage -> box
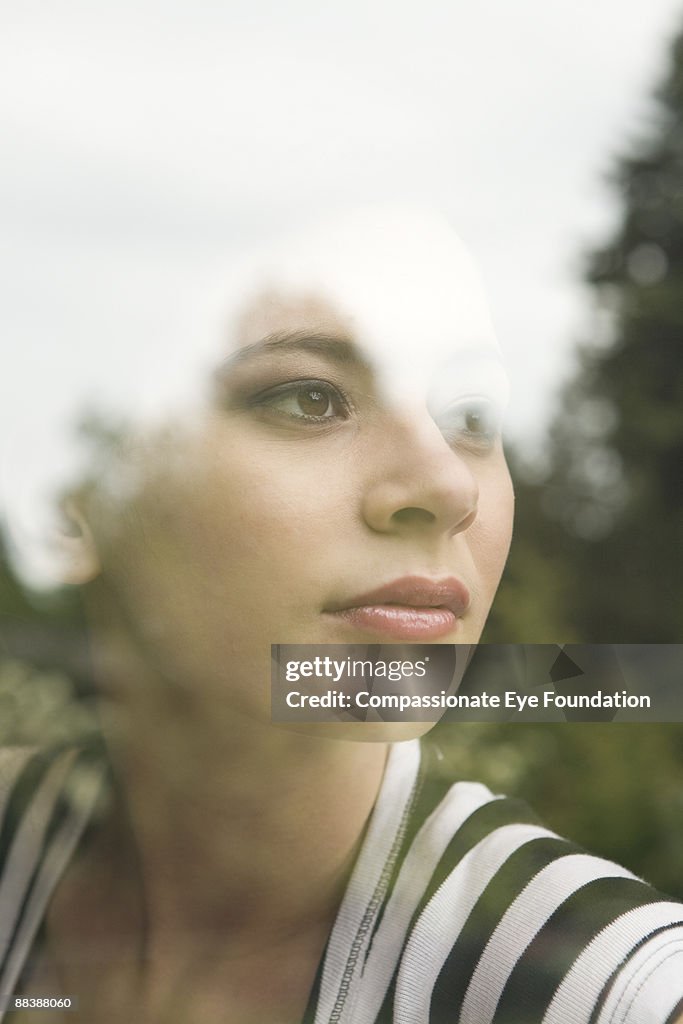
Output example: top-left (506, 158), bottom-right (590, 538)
top-left (494, 24), bottom-right (683, 644)
top-left (0, 659), bottom-right (98, 747)
top-left (474, 21), bottom-right (683, 899)
top-left (0, 529), bottom-right (99, 747)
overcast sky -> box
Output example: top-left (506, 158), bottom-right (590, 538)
top-left (2, 0), bottom-right (683, 581)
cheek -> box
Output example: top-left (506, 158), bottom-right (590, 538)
top-left (90, 441), bottom-right (355, 706)
top-left (470, 462), bottom-right (514, 590)
top-left (206, 440), bottom-right (350, 559)
top-left (114, 435), bottom-right (352, 600)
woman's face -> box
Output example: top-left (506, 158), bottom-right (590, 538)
top-left (87, 212), bottom-right (514, 718)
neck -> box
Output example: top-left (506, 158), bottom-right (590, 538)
top-left (89, 637), bottom-right (389, 958)
top-left (116, 715), bottom-right (387, 951)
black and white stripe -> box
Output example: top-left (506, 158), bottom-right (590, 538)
top-left (309, 739), bottom-right (683, 1024)
top-left (1, 740), bottom-right (681, 1023)
top-left (0, 746), bottom-right (104, 1021)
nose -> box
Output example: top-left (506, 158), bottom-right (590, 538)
top-left (361, 410), bottom-right (479, 537)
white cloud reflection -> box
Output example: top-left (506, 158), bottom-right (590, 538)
top-left (2, 0), bottom-right (682, 582)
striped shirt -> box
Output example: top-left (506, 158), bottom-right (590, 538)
top-left (1, 741), bottom-right (682, 1022)
top-left (303, 740), bottom-right (683, 1024)
top-left (0, 745), bottom-right (104, 1022)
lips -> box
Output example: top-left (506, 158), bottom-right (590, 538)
top-left (324, 576), bottom-right (470, 640)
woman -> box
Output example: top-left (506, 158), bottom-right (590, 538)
top-left (3, 209), bottom-right (683, 1023)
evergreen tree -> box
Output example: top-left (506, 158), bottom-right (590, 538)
top-left (479, 28), bottom-right (683, 897)
top-left (492, 25), bottom-right (683, 643)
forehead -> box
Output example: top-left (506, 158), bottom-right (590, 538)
top-left (224, 209), bottom-right (502, 397)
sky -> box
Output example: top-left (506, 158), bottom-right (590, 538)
top-left (2, 0), bottom-right (683, 582)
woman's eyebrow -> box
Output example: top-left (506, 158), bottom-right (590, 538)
top-left (221, 330), bottom-right (371, 371)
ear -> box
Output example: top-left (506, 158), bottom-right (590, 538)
top-left (56, 498), bottom-right (102, 584)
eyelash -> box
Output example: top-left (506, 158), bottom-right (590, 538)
top-left (436, 398), bottom-right (502, 453)
top-left (243, 378), bottom-right (500, 451)
top-left (248, 378), bottom-right (352, 424)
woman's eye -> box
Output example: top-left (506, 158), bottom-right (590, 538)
top-left (251, 380), bottom-right (350, 422)
top-left (437, 398), bottom-right (501, 451)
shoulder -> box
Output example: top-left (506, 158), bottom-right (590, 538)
top-left (390, 739), bottom-right (683, 1023)
top-left (0, 745), bottom-right (103, 847)
top-left (0, 746), bottom-right (105, 1009)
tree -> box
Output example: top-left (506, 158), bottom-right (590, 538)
top-left (490, 25), bottom-right (683, 644)
top-left (476, 24), bottom-right (683, 898)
